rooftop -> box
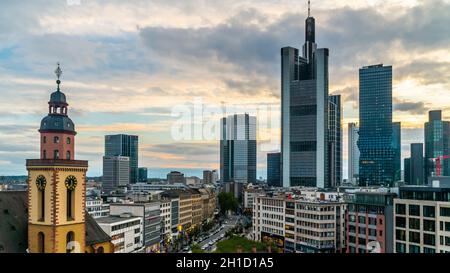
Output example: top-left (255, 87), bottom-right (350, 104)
top-left (96, 215), bottom-right (141, 224)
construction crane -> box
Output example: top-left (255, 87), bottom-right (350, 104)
top-left (433, 155), bottom-right (450, 176)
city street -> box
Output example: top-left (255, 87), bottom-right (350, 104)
top-left (197, 215), bottom-right (240, 252)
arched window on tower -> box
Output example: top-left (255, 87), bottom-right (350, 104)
top-left (43, 150), bottom-right (47, 159)
top-left (54, 136), bottom-right (59, 144)
top-left (66, 231), bottom-right (75, 253)
top-left (97, 246), bottom-right (104, 253)
top-left (54, 150), bottom-right (59, 159)
top-left (38, 187), bottom-right (45, 221)
top-left (38, 232), bottom-right (45, 253)
top-left (66, 151), bottom-right (71, 160)
top-left (66, 137), bottom-right (71, 144)
top-left (43, 136), bottom-right (47, 143)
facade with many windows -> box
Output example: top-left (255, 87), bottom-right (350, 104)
top-left (394, 182), bottom-right (450, 253)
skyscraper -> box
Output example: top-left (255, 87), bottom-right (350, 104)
top-left (220, 114), bottom-right (257, 184)
top-left (392, 122), bottom-right (402, 182)
top-left (409, 143), bottom-right (424, 185)
top-left (281, 5), bottom-right (331, 188)
top-left (358, 64), bottom-right (394, 186)
top-left (267, 152), bottom-right (281, 187)
top-left (102, 156), bottom-right (130, 194)
top-left (404, 158), bottom-right (411, 184)
top-left (138, 167), bottom-right (148, 182)
top-left (105, 134), bottom-right (138, 184)
top-left (348, 123), bottom-right (360, 184)
top-left (329, 95), bottom-right (342, 187)
top-left (424, 110), bottom-right (450, 178)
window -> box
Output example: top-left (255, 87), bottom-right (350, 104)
top-left (66, 137), bottom-right (71, 144)
top-left (445, 222), bottom-right (450, 232)
top-left (38, 232), bottom-right (45, 253)
top-left (424, 247), bottom-right (435, 253)
top-left (409, 205), bottom-right (420, 216)
top-left (409, 231), bottom-right (420, 244)
top-left (43, 136), bottom-right (47, 144)
top-left (396, 229), bottom-right (406, 241)
top-left (67, 188), bottom-right (74, 220)
top-left (97, 246), bottom-right (104, 253)
top-left (440, 207), bottom-right (450, 217)
top-left (424, 234), bottom-right (435, 246)
top-left (54, 136), bottom-right (59, 144)
top-left (409, 218), bottom-right (420, 230)
top-left (409, 245), bottom-right (420, 253)
top-left (396, 242), bottom-right (406, 253)
top-left (43, 150), bottom-right (47, 159)
top-left (396, 204), bottom-right (406, 215)
top-left (396, 216), bottom-right (406, 228)
top-left (424, 220), bottom-right (436, 232)
top-left (66, 232), bottom-right (75, 253)
top-left (446, 237), bottom-right (450, 246)
top-left (378, 218), bottom-right (383, 225)
top-left (54, 150), bottom-right (59, 159)
top-left (423, 206), bottom-right (436, 218)
top-left (66, 151), bottom-right (71, 160)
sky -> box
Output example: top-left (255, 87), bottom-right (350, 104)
top-left (0, 0), bottom-right (449, 178)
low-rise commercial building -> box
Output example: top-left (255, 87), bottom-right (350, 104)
top-left (96, 214), bottom-right (143, 253)
top-left (86, 197), bottom-right (110, 219)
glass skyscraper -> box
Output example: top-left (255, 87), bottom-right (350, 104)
top-left (105, 134), bottom-right (139, 184)
top-left (348, 123), bottom-right (360, 184)
top-left (329, 95), bottom-right (342, 187)
top-left (424, 110), bottom-right (450, 177)
top-left (220, 114), bottom-right (257, 184)
top-left (267, 152), bottom-right (281, 187)
top-left (392, 122), bottom-right (402, 182)
top-left (281, 8), bottom-right (334, 188)
top-left (358, 64), bottom-right (395, 186)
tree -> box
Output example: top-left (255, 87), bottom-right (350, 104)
top-left (218, 192), bottom-right (239, 215)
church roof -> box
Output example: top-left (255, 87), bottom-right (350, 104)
top-left (50, 90), bottom-right (67, 104)
top-left (40, 114), bottom-right (76, 133)
top-left (85, 213), bottom-right (112, 246)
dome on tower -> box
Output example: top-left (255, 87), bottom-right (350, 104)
top-left (39, 115), bottom-right (76, 134)
top-left (50, 90), bottom-right (67, 104)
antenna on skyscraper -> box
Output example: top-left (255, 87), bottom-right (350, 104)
top-left (308, 0), bottom-right (311, 17)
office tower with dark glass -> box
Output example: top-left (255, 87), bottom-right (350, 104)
top-left (281, 6), bottom-right (331, 188)
top-left (358, 64), bottom-right (395, 186)
top-left (348, 123), bottom-right (360, 184)
top-left (392, 122), bottom-right (402, 182)
top-left (102, 156), bottom-right (130, 194)
top-left (407, 143), bottom-right (425, 185)
top-left (138, 167), bottom-right (148, 182)
top-left (105, 134), bottom-right (139, 184)
top-left (424, 110), bottom-right (450, 178)
top-left (220, 114), bottom-right (257, 184)
top-left (329, 95), bottom-right (342, 187)
top-left (267, 152), bottom-right (281, 187)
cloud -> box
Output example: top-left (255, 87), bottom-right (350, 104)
top-left (394, 98), bottom-right (428, 115)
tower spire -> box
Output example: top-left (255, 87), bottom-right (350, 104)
top-left (55, 62), bottom-right (62, 91)
top-left (308, 0), bottom-right (310, 17)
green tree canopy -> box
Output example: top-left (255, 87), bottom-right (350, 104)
top-left (218, 192), bottom-right (239, 214)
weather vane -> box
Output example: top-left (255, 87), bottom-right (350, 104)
top-left (55, 62), bottom-right (62, 90)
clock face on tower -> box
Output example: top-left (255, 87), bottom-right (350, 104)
top-left (35, 175), bottom-right (47, 190)
top-left (65, 175), bottom-right (78, 190)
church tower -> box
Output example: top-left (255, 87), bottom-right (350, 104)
top-left (27, 64), bottom-right (88, 253)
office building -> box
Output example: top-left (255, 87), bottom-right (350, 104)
top-left (109, 202), bottom-right (161, 253)
top-left (345, 191), bottom-right (396, 253)
top-left (102, 156), bottom-right (130, 194)
top-left (404, 158), bottom-right (411, 184)
top-left (203, 170), bottom-right (218, 184)
top-left (329, 95), bottom-right (342, 187)
top-left (358, 64), bottom-right (395, 186)
top-left (393, 122), bottom-right (402, 182)
top-left (86, 197), bottom-right (110, 219)
top-left (348, 123), bottom-right (360, 184)
top-left (280, 6), bottom-right (331, 188)
top-left (405, 143), bottom-right (425, 185)
top-left (167, 171), bottom-right (185, 184)
top-left (252, 191), bottom-right (346, 253)
top-left (220, 113), bottom-right (257, 184)
top-left (394, 178), bottom-right (450, 253)
top-left (138, 167), bottom-right (148, 182)
top-left (267, 152), bottom-right (281, 187)
top-left (425, 110), bottom-right (450, 178)
top-left (105, 134), bottom-right (139, 184)
top-left (96, 214), bottom-right (143, 253)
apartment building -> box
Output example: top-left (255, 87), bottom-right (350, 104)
top-left (96, 214), bottom-right (143, 253)
top-left (394, 178), bottom-right (450, 253)
top-left (199, 188), bottom-right (216, 221)
top-left (253, 191), bottom-right (346, 253)
top-left (190, 189), bottom-right (203, 228)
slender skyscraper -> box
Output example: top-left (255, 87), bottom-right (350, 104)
top-left (105, 134), bottom-right (139, 184)
top-left (281, 3), bottom-right (331, 188)
top-left (220, 114), bottom-right (257, 184)
top-left (409, 143), bottom-right (424, 185)
top-left (267, 152), bottom-right (281, 187)
top-left (358, 64), bottom-right (394, 186)
top-left (329, 95), bottom-right (342, 187)
top-left (392, 122), bottom-right (402, 182)
top-left (424, 110), bottom-right (450, 178)
top-left (348, 123), bottom-right (360, 184)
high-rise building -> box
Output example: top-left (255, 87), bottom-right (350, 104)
top-left (358, 64), bottom-right (395, 186)
top-left (105, 134), bottom-right (139, 184)
top-left (220, 114), bottom-right (257, 184)
top-left (267, 152), bottom-right (281, 187)
top-left (329, 95), bottom-right (342, 187)
top-left (167, 171), bottom-right (185, 184)
top-left (409, 143), bottom-right (425, 185)
top-left (281, 6), bottom-right (330, 188)
top-left (393, 122), bottom-right (402, 182)
top-left (424, 110), bottom-right (450, 178)
top-left (102, 156), bottom-right (130, 194)
top-left (348, 123), bottom-right (360, 184)
top-left (203, 170), bottom-right (218, 184)
top-left (404, 158), bottom-right (411, 184)
top-left (138, 167), bottom-right (148, 182)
